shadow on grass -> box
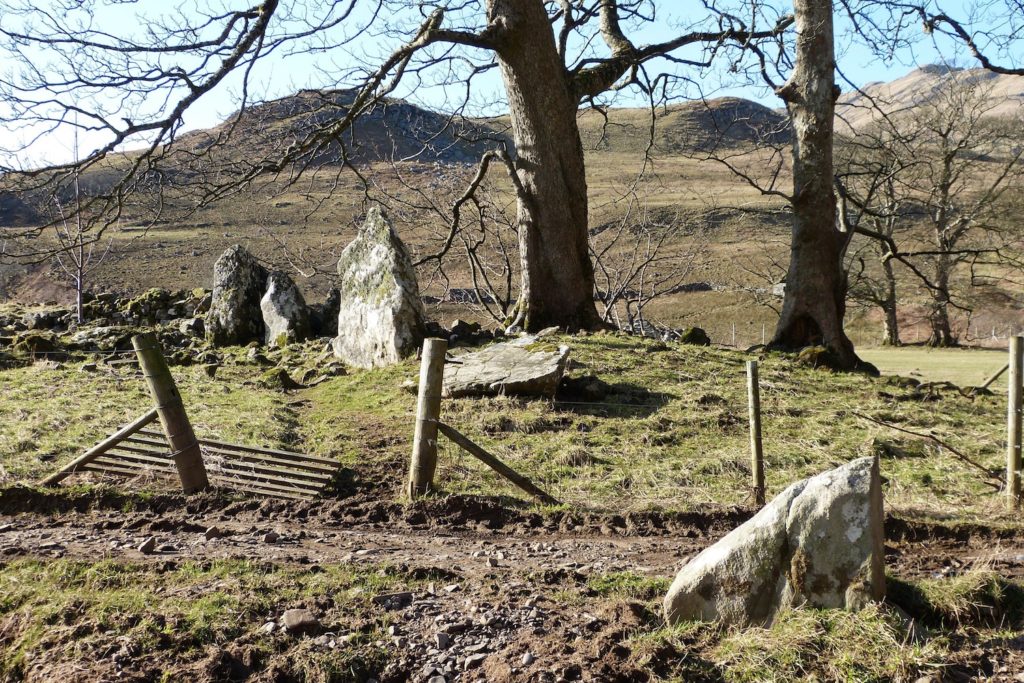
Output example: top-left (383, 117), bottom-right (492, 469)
top-left (553, 382), bottom-right (675, 418)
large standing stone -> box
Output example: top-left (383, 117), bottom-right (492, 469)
top-left (664, 456), bottom-right (885, 627)
top-left (261, 271), bottom-right (310, 347)
top-left (442, 336), bottom-right (570, 398)
top-left (206, 245), bottom-right (268, 346)
top-left (333, 207), bottom-right (425, 368)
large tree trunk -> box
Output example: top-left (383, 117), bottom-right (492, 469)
top-left (771, 0), bottom-right (863, 370)
top-left (489, 0), bottom-right (603, 332)
top-left (880, 259), bottom-right (900, 345)
top-left (927, 258), bottom-right (957, 346)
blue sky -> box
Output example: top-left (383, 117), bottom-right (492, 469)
top-left (0, 0), bottom-right (993, 167)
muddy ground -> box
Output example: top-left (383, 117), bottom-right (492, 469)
top-left (2, 485), bottom-right (1024, 682)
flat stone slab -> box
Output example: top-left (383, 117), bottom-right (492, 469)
top-left (443, 337), bottom-right (569, 398)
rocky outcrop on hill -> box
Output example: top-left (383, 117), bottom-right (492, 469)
top-left (333, 207), bottom-right (425, 368)
top-left (577, 97), bottom-right (791, 154)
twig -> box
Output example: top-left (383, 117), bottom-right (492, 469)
top-left (853, 411), bottom-right (1004, 489)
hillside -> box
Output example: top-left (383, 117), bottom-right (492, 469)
top-left (2, 69), bottom-right (1022, 347)
top-left (836, 65), bottom-right (1024, 131)
top-left (176, 89), bottom-right (510, 167)
top-left (576, 96), bottom-right (790, 153)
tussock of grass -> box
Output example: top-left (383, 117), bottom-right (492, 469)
top-left (712, 604), bottom-right (942, 683)
top-left (889, 569), bottom-right (1024, 629)
top-left (588, 571), bottom-right (671, 601)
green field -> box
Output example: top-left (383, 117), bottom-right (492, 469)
top-left (859, 346), bottom-right (1010, 389)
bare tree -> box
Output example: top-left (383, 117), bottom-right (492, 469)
top-left (838, 68), bottom-right (1024, 347)
top-left (691, 0), bottom-right (870, 368)
top-left (51, 173), bottom-right (112, 324)
top-left (590, 203), bottom-right (708, 331)
top-left (769, 0), bottom-right (872, 367)
top-left (836, 124), bottom-right (911, 345)
top-left (853, 0), bottom-right (1024, 76)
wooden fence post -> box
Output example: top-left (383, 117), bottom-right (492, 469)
top-left (132, 332), bottom-right (209, 493)
top-left (746, 360), bottom-right (765, 506)
top-left (1008, 336), bottom-right (1023, 508)
top-left (408, 338), bottom-right (447, 499)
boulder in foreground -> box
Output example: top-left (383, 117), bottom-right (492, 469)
top-left (333, 207), bottom-right (425, 368)
top-left (664, 456), bottom-right (885, 626)
top-left (443, 336), bottom-right (570, 398)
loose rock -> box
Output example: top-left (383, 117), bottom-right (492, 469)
top-left (281, 608), bottom-right (320, 635)
top-left (443, 336), bottom-right (570, 398)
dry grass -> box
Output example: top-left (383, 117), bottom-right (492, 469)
top-left (6, 333), bottom-right (1014, 522)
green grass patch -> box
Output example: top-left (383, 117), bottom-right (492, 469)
top-left (1, 334), bottom-right (1017, 522)
top-left (0, 558), bottom-right (418, 681)
top-left (588, 572), bottom-right (671, 601)
top-left (859, 346), bottom-right (1008, 389)
top-left (889, 569), bottom-right (1024, 629)
top-left (712, 604), bottom-right (942, 682)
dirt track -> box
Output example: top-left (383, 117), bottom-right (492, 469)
top-left (2, 487), bottom-right (1024, 682)
top-left (2, 488), bottom-right (1022, 578)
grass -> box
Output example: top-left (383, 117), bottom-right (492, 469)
top-left (710, 604), bottom-right (943, 682)
top-left (3, 555), bottom-right (1021, 682)
top-left (0, 558), bottom-right (413, 681)
top-left (0, 361), bottom-right (293, 481)
top-left (1, 333), bottom-right (1017, 522)
top-left (889, 568), bottom-right (1024, 629)
top-left (588, 572), bottom-right (672, 601)
top-left (621, 570), bottom-right (1024, 682)
top-left (859, 346), bottom-right (1010, 389)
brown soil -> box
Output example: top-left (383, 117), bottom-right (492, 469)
top-left (1, 486), bottom-right (1023, 682)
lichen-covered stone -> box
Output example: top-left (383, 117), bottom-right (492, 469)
top-left (261, 271), bottom-right (310, 347)
top-left (11, 331), bottom-right (59, 357)
top-left (679, 327), bottom-right (711, 346)
top-left (22, 308), bottom-right (67, 331)
top-left (333, 207), bottom-right (425, 368)
top-left (206, 245), bottom-right (268, 346)
top-left (68, 326), bottom-right (134, 352)
top-left (664, 456), bottom-right (885, 627)
top-left (442, 336), bottom-right (570, 398)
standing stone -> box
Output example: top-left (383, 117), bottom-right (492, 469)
top-left (333, 207), bottom-right (425, 368)
top-left (206, 245), bottom-right (268, 346)
top-left (261, 271), bottom-right (311, 347)
top-left (663, 456), bottom-right (885, 627)
top-left (310, 288), bottom-right (341, 338)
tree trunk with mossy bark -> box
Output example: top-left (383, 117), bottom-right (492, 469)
top-left (880, 259), bottom-right (900, 346)
top-left (489, 0), bottom-right (603, 332)
top-left (771, 0), bottom-right (865, 370)
top-left (927, 257), bottom-right (957, 346)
